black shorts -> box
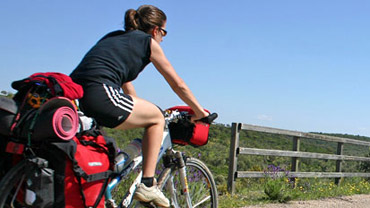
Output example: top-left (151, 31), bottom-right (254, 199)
top-left (78, 83), bottom-right (134, 128)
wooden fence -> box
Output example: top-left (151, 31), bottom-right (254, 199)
top-left (227, 123), bottom-right (370, 195)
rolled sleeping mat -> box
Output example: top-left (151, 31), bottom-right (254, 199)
top-left (0, 97), bottom-right (18, 136)
top-left (31, 97), bottom-right (79, 141)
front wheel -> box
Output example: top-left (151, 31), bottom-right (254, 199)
top-left (157, 157), bottom-right (218, 208)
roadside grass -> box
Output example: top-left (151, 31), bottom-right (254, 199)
top-left (218, 177), bottom-right (370, 208)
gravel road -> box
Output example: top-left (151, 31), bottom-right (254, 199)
top-left (241, 194), bottom-right (370, 208)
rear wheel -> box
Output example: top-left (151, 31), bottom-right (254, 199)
top-left (0, 160), bottom-right (27, 208)
top-left (157, 157), bottom-right (218, 208)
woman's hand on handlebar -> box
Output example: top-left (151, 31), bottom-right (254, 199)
top-left (191, 110), bottom-right (209, 123)
top-left (191, 111), bottom-right (218, 124)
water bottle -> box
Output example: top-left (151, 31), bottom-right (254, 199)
top-left (114, 138), bottom-right (142, 173)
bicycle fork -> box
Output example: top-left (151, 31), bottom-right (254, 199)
top-left (174, 151), bottom-right (193, 208)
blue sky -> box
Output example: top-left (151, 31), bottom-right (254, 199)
top-left (1, 1), bottom-right (370, 136)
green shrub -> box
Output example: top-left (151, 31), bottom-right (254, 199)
top-left (263, 165), bottom-right (296, 203)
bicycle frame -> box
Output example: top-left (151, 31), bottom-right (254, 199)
top-left (105, 128), bottom-right (192, 208)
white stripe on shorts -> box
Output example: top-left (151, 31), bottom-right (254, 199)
top-left (103, 84), bottom-right (133, 113)
top-left (112, 87), bottom-right (134, 105)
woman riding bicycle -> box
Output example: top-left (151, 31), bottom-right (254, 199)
top-left (70, 5), bottom-right (209, 208)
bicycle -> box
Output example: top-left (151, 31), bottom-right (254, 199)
top-left (0, 107), bottom-right (218, 208)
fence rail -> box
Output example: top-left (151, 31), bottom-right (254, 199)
top-left (227, 123), bottom-right (370, 195)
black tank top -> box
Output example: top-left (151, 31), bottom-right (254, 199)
top-left (70, 30), bottom-right (152, 89)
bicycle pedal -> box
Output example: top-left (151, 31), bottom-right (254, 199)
top-left (139, 201), bottom-right (156, 208)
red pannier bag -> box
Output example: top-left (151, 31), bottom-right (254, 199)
top-left (42, 130), bottom-right (116, 208)
top-left (167, 106), bottom-right (211, 147)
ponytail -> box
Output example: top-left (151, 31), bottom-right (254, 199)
top-left (124, 5), bottom-right (166, 33)
top-left (124, 9), bottom-right (140, 31)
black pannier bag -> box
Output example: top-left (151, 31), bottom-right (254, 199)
top-left (0, 96), bottom-right (18, 136)
top-left (24, 157), bottom-right (55, 208)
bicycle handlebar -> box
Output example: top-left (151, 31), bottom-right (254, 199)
top-left (165, 109), bottom-right (218, 125)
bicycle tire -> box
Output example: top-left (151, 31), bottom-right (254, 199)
top-left (157, 157), bottom-right (218, 208)
top-left (0, 160), bottom-right (27, 208)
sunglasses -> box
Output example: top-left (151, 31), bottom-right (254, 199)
top-left (159, 27), bottom-right (167, 37)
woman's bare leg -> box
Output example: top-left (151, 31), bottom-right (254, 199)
top-left (114, 96), bottom-right (164, 178)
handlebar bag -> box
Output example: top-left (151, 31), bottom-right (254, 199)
top-left (167, 106), bottom-right (210, 147)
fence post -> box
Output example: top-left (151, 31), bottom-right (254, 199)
top-left (291, 136), bottom-right (300, 185)
top-left (335, 142), bottom-right (344, 185)
top-left (227, 123), bottom-right (241, 195)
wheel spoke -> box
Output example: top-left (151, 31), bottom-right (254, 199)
top-left (10, 174), bottom-right (25, 208)
top-left (193, 195), bottom-right (211, 208)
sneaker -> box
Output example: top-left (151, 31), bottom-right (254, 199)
top-left (134, 183), bottom-right (170, 208)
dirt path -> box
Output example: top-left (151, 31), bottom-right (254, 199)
top-left (241, 194), bottom-right (370, 208)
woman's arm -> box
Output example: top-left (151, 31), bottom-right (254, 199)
top-left (149, 39), bottom-right (208, 120)
top-left (122, 81), bottom-right (137, 97)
